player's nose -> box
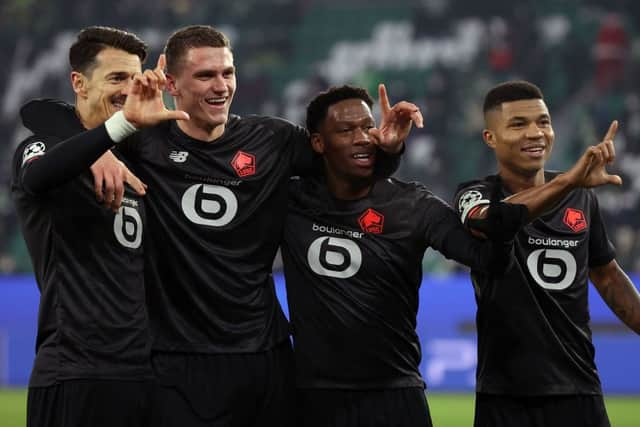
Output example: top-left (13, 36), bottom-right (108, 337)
top-left (525, 122), bottom-right (544, 139)
top-left (353, 126), bottom-right (372, 144)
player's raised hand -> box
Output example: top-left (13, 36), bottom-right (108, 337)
top-left (368, 84), bottom-right (423, 153)
top-left (123, 54), bottom-right (189, 127)
top-left (565, 120), bottom-right (622, 188)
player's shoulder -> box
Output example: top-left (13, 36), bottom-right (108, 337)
top-left (20, 98), bottom-right (79, 138)
top-left (16, 98), bottom-right (80, 163)
top-left (237, 114), bottom-right (305, 135)
top-left (382, 176), bottom-right (433, 197)
top-left (376, 177), bottom-right (449, 208)
top-left (455, 175), bottom-right (496, 195)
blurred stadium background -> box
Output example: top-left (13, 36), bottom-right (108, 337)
top-left (0, 0), bottom-right (638, 425)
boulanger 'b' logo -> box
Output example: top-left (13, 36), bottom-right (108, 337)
top-left (231, 151), bottom-right (256, 177)
top-left (181, 184), bottom-right (238, 227)
top-left (563, 208), bottom-right (587, 232)
top-left (114, 206), bottom-right (142, 249)
top-left (526, 249), bottom-right (577, 290)
top-left (307, 237), bottom-right (362, 278)
top-left (358, 208), bottom-right (384, 234)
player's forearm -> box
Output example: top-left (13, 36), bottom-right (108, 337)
top-left (591, 263), bottom-right (640, 335)
top-left (433, 215), bottom-right (514, 275)
top-left (503, 173), bottom-right (577, 221)
top-left (23, 126), bottom-right (115, 194)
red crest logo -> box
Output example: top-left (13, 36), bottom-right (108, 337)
top-left (231, 151), bottom-right (256, 177)
top-left (358, 208), bottom-right (384, 234)
top-left (563, 208), bottom-right (587, 232)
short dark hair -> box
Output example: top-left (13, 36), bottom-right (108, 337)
top-left (164, 25), bottom-right (231, 75)
top-left (483, 80), bottom-right (544, 113)
top-left (306, 85), bottom-right (374, 133)
top-left (69, 26), bottom-right (147, 75)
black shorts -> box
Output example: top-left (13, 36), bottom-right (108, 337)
top-left (149, 340), bottom-right (295, 427)
top-left (27, 379), bottom-right (153, 427)
top-left (474, 393), bottom-right (611, 427)
top-left (295, 387), bottom-right (433, 427)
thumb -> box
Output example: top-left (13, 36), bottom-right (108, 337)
top-left (606, 174), bottom-right (623, 186)
top-left (162, 110), bottom-right (190, 121)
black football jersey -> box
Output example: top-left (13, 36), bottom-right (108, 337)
top-left (116, 116), bottom-right (314, 353)
top-left (282, 176), bottom-right (513, 389)
top-left (11, 103), bottom-right (151, 387)
top-left (454, 172), bottom-right (615, 395)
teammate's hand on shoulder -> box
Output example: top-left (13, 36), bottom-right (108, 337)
top-left (123, 54), bottom-right (189, 128)
top-left (90, 151), bottom-right (146, 212)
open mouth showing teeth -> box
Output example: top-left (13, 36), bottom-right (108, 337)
top-left (523, 147), bottom-right (544, 153)
top-left (353, 153), bottom-right (372, 159)
top-left (205, 97), bottom-right (227, 105)
top-left (111, 98), bottom-right (126, 109)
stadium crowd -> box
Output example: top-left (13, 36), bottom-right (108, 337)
top-left (1, 0), bottom-right (640, 274)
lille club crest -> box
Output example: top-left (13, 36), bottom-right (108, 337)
top-left (358, 208), bottom-right (384, 234)
top-left (231, 151), bottom-right (256, 177)
top-left (563, 208), bottom-right (587, 232)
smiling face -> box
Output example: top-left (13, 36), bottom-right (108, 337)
top-left (483, 98), bottom-right (555, 182)
top-left (312, 98), bottom-right (377, 198)
top-left (71, 47), bottom-right (142, 129)
top-left (167, 46), bottom-right (236, 141)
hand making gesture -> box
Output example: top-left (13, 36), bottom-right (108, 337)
top-left (566, 120), bottom-right (623, 188)
top-left (122, 54), bottom-right (189, 127)
top-left (369, 83), bottom-right (424, 153)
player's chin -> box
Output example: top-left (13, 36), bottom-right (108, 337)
top-left (207, 112), bottom-right (229, 126)
top-left (351, 168), bottom-right (375, 180)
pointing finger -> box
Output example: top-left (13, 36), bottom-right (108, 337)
top-left (378, 84), bottom-right (391, 115)
top-left (603, 120), bottom-right (618, 142)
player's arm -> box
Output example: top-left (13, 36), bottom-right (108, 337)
top-left (21, 55), bottom-right (187, 209)
top-left (425, 195), bottom-right (526, 275)
top-left (18, 121), bottom-right (134, 196)
top-left (466, 123), bottom-right (622, 233)
top-left (590, 260), bottom-right (640, 334)
top-left (90, 54), bottom-right (188, 210)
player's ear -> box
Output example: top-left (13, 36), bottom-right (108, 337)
top-left (483, 129), bottom-right (496, 149)
top-left (310, 133), bottom-right (325, 154)
top-left (166, 73), bottom-right (179, 96)
top-left (70, 71), bottom-right (88, 98)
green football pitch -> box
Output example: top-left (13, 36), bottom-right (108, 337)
top-left (0, 389), bottom-right (637, 426)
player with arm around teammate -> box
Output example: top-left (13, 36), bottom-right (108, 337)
top-left (12, 26), bottom-right (187, 427)
top-left (453, 80), bottom-right (640, 427)
top-left (54, 25), bottom-right (417, 427)
top-left (280, 85), bottom-right (534, 427)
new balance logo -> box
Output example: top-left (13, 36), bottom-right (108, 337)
top-left (169, 151), bottom-right (189, 163)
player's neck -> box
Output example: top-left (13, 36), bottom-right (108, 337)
top-left (177, 119), bottom-right (225, 142)
top-left (74, 103), bottom-right (102, 130)
top-left (325, 174), bottom-right (373, 200)
top-left (499, 167), bottom-right (545, 193)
